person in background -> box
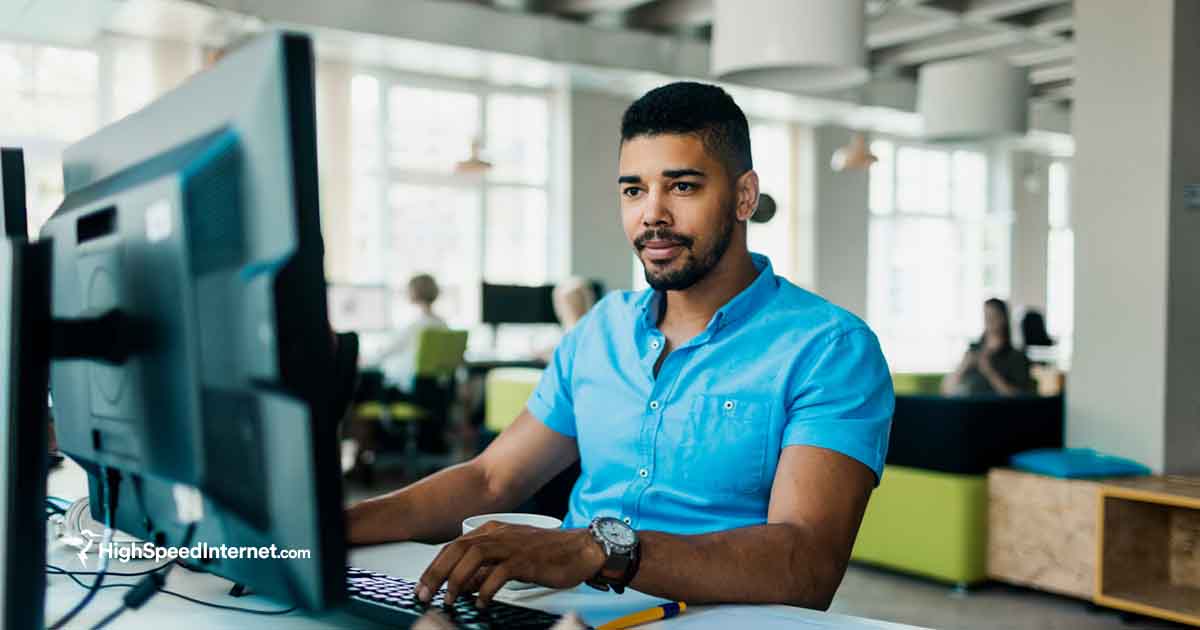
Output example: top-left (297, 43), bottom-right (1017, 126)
top-left (942, 298), bottom-right (1035, 397)
top-left (368, 274), bottom-right (448, 392)
top-left (347, 274), bottom-right (448, 476)
top-left (533, 277), bottom-right (599, 363)
top-left (552, 277), bottom-right (597, 331)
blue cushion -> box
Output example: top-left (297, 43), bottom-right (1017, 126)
top-left (1010, 448), bottom-right (1151, 478)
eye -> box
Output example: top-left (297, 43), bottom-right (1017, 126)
top-left (622, 187), bottom-right (643, 198)
top-left (672, 182), bottom-right (697, 193)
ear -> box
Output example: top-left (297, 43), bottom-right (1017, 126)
top-left (734, 169), bottom-right (760, 223)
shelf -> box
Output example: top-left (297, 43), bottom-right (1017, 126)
top-left (1097, 479), bottom-right (1200, 628)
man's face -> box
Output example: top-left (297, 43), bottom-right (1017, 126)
top-left (618, 133), bottom-right (742, 291)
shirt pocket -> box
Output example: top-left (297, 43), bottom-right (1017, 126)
top-left (659, 395), bottom-right (773, 496)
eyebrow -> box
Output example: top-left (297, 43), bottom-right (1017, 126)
top-left (662, 168), bottom-right (706, 179)
top-left (617, 168), bottom-right (707, 184)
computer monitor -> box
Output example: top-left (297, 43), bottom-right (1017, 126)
top-left (2, 148), bottom-right (51, 630)
top-left (40, 32), bottom-right (345, 610)
top-left (481, 280), bottom-right (605, 325)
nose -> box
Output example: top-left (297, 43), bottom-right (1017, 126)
top-left (641, 188), bottom-right (671, 227)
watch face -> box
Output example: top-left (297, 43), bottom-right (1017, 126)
top-left (598, 518), bottom-right (636, 546)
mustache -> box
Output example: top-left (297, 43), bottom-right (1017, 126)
top-left (634, 229), bottom-right (694, 250)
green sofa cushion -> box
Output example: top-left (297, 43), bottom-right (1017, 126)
top-left (851, 465), bottom-right (988, 585)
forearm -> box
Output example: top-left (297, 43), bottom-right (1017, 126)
top-left (346, 460), bottom-right (515, 545)
top-left (630, 523), bottom-right (844, 610)
top-left (979, 364), bottom-right (1018, 396)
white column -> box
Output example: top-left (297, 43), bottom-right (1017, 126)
top-left (565, 89), bottom-right (634, 292)
top-left (805, 125), bottom-right (870, 318)
top-left (1071, 0), bottom-right (1200, 473)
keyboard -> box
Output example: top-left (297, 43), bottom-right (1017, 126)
top-left (344, 566), bottom-right (582, 629)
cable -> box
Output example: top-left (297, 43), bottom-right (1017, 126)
top-left (47, 563), bottom-right (173, 578)
top-left (48, 467), bottom-right (119, 629)
top-left (90, 604), bottom-right (127, 630)
top-left (48, 563), bottom-right (297, 619)
top-left (88, 522), bottom-right (197, 630)
top-left (153, 589), bottom-right (297, 616)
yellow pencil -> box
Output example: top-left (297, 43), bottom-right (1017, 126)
top-left (597, 602), bottom-right (687, 630)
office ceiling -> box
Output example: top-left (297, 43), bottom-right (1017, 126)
top-left (454, 0), bottom-right (1075, 105)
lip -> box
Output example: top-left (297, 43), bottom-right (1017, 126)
top-left (642, 241), bottom-right (683, 260)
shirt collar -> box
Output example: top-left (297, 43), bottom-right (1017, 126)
top-left (637, 253), bottom-right (779, 332)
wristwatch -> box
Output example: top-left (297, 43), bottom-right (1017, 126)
top-left (585, 516), bottom-right (640, 594)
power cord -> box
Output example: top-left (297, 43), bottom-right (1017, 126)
top-left (88, 522), bottom-right (196, 630)
top-left (47, 562), bottom-right (297, 621)
top-left (48, 467), bottom-right (120, 629)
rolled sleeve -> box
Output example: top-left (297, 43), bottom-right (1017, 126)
top-left (526, 325), bottom-right (584, 438)
top-left (782, 327), bottom-right (894, 484)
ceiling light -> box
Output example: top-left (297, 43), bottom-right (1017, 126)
top-left (711, 0), bottom-right (869, 93)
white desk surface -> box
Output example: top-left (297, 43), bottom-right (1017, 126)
top-left (45, 465), bottom-right (928, 630)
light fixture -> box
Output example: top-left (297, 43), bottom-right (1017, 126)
top-left (918, 56), bottom-right (1029, 142)
top-left (751, 193), bottom-right (777, 223)
top-left (454, 138), bottom-right (492, 175)
top-left (711, 0), bottom-right (868, 93)
top-left (831, 133), bottom-right (878, 172)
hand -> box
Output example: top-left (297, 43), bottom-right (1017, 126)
top-left (417, 521), bottom-right (605, 608)
top-left (959, 351), bottom-right (978, 371)
top-left (413, 609), bottom-right (588, 630)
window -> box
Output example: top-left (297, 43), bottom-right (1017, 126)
top-left (868, 139), bottom-right (1009, 372)
top-left (1046, 161), bottom-right (1073, 366)
top-left (343, 71), bottom-right (552, 330)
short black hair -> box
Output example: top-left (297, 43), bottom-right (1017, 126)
top-left (621, 81), bottom-right (753, 179)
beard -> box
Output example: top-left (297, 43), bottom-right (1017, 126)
top-left (635, 206), bottom-right (735, 292)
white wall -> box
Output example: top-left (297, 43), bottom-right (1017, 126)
top-left (564, 89), bottom-right (634, 292)
top-left (1071, 0), bottom-right (1200, 473)
top-left (1008, 150), bottom-right (1050, 317)
top-left (806, 125), bottom-right (870, 318)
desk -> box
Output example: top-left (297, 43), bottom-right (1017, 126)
top-left (45, 465), bottom-right (928, 629)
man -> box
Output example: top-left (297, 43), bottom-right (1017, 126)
top-left (347, 82), bottom-right (893, 611)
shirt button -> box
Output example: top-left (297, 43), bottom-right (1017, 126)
top-left (638, 468), bottom-right (648, 478)
top-left (622, 517), bottom-right (632, 525)
top-left (649, 401), bottom-right (660, 410)
top-left (650, 340), bottom-right (661, 349)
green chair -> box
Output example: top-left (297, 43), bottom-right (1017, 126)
top-left (851, 465), bottom-right (989, 587)
top-left (484, 367), bottom-right (543, 434)
top-left (354, 329), bottom-right (468, 477)
top-left (891, 372), bottom-right (946, 396)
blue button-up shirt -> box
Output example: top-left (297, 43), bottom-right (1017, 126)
top-left (527, 254), bottom-right (893, 535)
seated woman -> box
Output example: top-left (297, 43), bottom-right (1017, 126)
top-left (942, 298), bottom-right (1035, 397)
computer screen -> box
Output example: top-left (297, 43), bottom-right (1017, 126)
top-left (41, 32), bottom-right (344, 610)
top-left (1, 148), bottom-right (51, 630)
top-left (482, 280), bottom-right (605, 325)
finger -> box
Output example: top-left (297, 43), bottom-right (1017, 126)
top-left (418, 541), bottom-right (471, 602)
top-left (551, 612), bottom-right (588, 630)
top-left (461, 564), bottom-right (493, 594)
top-left (474, 563), bottom-right (512, 608)
top-left (412, 610), bottom-right (457, 630)
top-left (444, 545), bottom-right (487, 606)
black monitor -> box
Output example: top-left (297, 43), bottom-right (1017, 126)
top-left (40, 32), bottom-right (345, 610)
top-left (2, 148), bottom-right (52, 630)
top-left (482, 280), bottom-right (605, 325)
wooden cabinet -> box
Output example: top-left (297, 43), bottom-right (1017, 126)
top-left (987, 468), bottom-right (1102, 599)
top-left (1096, 477), bottom-right (1200, 627)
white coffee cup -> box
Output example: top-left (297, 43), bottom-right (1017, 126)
top-left (460, 513), bottom-right (563, 590)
